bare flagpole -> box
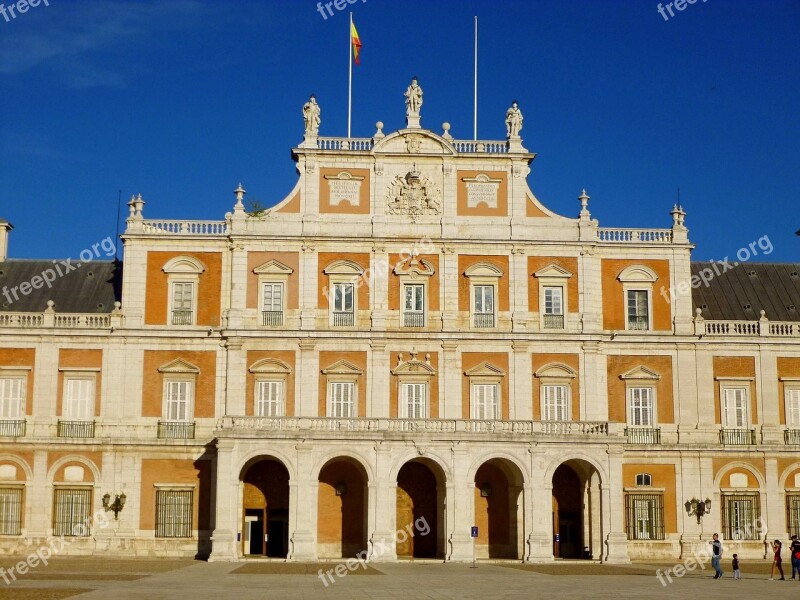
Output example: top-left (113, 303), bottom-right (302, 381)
top-left (473, 16), bottom-right (478, 141)
top-left (348, 12), bottom-right (353, 139)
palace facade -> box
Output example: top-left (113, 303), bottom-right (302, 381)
top-left (0, 89), bottom-right (798, 563)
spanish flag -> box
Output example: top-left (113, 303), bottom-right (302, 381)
top-left (351, 20), bottom-right (362, 65)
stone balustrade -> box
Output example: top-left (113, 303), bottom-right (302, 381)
top-left (697, 318), bottom-right (800, 337)
top-left (597, 228), bottom-right (673, 243)
top-left (0, 311), bottom-right (114, 329)
top-left (141, 220), bottom-right (228, 235)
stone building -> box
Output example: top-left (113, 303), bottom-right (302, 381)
top-left (0, 84), bottom-right (798, 563)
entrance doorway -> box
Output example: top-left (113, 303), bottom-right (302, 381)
top-left (396, 459), bottom-right (444, 559)
top-left (241, 458), bottom-right (290, 557)
top-left (474, 459), bottom-right (524, 559)
top-left (317, 458), bottom-right (368, 558)
top-left (551, 460), bottom-right (601, 560)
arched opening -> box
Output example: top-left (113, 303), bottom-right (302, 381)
top-left (552, 460), bottom-right (601, 559)
top-left (474, 459), bottom-right (524, 559)
top-left (241, 458), bottom-right (290, 558)
top-left (396, 459), bottom-right (444, 559)
top-left (317, 457), bottom-right (368, 558)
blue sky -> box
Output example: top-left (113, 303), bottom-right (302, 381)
top-left (1, 0), bottom-right (798, 261)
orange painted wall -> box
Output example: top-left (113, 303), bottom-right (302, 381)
top-left (777, 357), bottom-right (800, 425)
top-left (532, 353), bottom-right (580, 420)
top-left (526, 194), bottom-right (549, 217)
top-left (318, 351), bottom-right (367, 417)
top-left (527, 257), bottom-right (579, 314)
top-left (47, 451), bottom-right (102, 481)
top-left (275, 189), bottom-right (300, 213)
top-left (622, 464), bottom-right (678, 533)
top-left (712, 356), bottom-right (758, 424)
top-left (0, 348), bottom-right (34, 416)
top-left (0, 453), bottom-right (33, 482)
top-left (456, 170), bottom-right (508, 217)
top-left (388, 351), bottom-right (439, 418)
top-left (246, 252), bottom-right (299, 310)
top-left (144, 251), bottom-right (223, 326)
top-left (317, 461), bottom-right (366, 552)
top-left (607, 355), bottom-right (674, 424)
top-left (141, 350), bottom-right (217, 418)
top-left (778, 461), bottom-right (800, 487)
top-left (317, 252), bottom-right (370, 310)
top-left (245, 350), bottom-right (296, 416)
top-left (319, 168), bottom-right (371, 214)
top-left (461, 352), bottom-right (509, 419)
top-left (57, 349), bottom-right (103, 417)
top-left (387, 254), bottom-right (440, 312)
top-left (601, 259), bottom-right (671, 331)
top-left (140, 459), bottom-right (212, 531)
top-left (457, 255), bottom-right (510, 312)
top-left (712, 457), bottom-right (765, 487)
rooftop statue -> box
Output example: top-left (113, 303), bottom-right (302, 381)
top-left (404, 77), bottom-right (423, 117)
top-left (505, 100), bottom-right (523, 138)
top-left (302, 95), bottom-right (321, 135)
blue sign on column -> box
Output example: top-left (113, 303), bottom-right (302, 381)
top-left (471, 526), bottom-right (479, 538)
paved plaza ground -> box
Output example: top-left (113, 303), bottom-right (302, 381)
top-left (0, 558), bottom-right (798, 599)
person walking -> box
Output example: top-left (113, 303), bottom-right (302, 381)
top-left (710, 534), bottom-right (724, 579)
top-left (771, 539), bottom-right (786, 580)
top-left (791, 535), bottom-right (800, 580)
top-left (732, 553), bottom-right (741, 580)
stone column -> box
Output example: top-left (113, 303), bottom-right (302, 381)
top-left (224, 339), bottom-right (246, 416)
top-left (441, 246), bottom-right (458, 331)
top-left (441, 341), bottom-right (461, 419)
top-left (369, 341), bottom-right (389, 418)
top-left (369, 444), bottom-right (397, 561)
top-left (27, 450), bottom-right (49, 537)
top-left (299, 243), bottom-right (318, 331)
top-left (510, 247), bottom-right (529, 332)
top-left (602, 449), bottom-right (630, 563)
top-left (764, 458), bottom-right (785, 541)
top-left (370, 246), bottom-right (388, 331)
top-left (296, 341), bottom-right (318, 416)
top-left (581, 342), bottom-right (607, 422)
top-left (526, 451), bottom-right (553, 562)
top-left (511, 342), bottom-right (531, 421)
top-left (447, 445), bottom-right (473, 561)
top-left (209, 441), bottom-right (239, 561)
top-left (226, 241), bottom-right (248, 328)
top-left (288, 444), bottom-right (316, 560)
top-left (758, 350), bottom-right (781, 443)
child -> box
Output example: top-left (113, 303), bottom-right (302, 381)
top-left (732, 554), bottom-right (741, 580)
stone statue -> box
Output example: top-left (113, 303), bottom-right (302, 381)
top-left (404, 77), bottom-right (423, 117)
top-left (302, 95), bottom-right (321, 135)
top-left (505, 101), bottom-right (523, 138)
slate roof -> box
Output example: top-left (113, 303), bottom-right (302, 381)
top-left (691, 262), bottom-right (800, 322)
top-left (0, 260), bottom-right (121, 313)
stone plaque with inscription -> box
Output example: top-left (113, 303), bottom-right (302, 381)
top-left (325, 171), bottom-right (364, 207)
top-left (463, 173), bottom-right (502, 209)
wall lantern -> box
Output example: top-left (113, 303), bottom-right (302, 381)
top-left (335, 482), bottom-right (347, 497)
top-left (684, 497), bottom-right (711, 523)
top-left (102, 492), bottom-right (127, 520)
top-left (480, 483), bottom-right (492, 498)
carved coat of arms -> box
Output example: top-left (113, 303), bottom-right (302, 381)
top-left (386, 168), bottom-right (441, 221)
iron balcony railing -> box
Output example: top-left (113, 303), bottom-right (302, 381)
top-left (785, 429), bottom-right (800, 445)
top-left (171, 310), bottom-right (194, 326)
top-left (0, 420), bottom-right (25, 437)
top-left (627, 316), bottom-right (649, 330)
top-left (332, 311), bottom-right (355, 327)
top-left (543, 314), bottom-right (565, 329)
top-left (157, 421), bottom-right (195, 440)
top-left (57, 420), bottom-right (95, 438)
top-left (403, 312), bottom-right (424, 327)
top-left (261, 310), bottom-right (284, 327)
top-left (473, 313), bottom-right (495, 328)
top-left (625, 427), bottom-right (661, 444)
top-left (720, 428), bottom-right (756, 446)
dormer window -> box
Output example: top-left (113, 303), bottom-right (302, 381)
top-left (163, 256), bottom-right (205, 327)
top-left (618, 265), bottom-right (658, 332)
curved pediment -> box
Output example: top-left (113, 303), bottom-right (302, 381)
top-left (372, 129), bottom-right (456, 156)
top-left (249, 358), bottom-right (293, 374)
top-left (393, 257), bottom-right (436, 277)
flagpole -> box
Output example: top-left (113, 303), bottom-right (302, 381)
top-left (348, 12), bottom-right (353, 139)
top-left (473, 16), bottom-right (478, 141)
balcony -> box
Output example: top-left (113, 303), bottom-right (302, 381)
top-left (157, 421), bottom-right (195, 439)
top-left (473, 313), bottom-right (495, 328)
top-left (625, 427), bottom-right (661, 444)
top-left (543, 314), bottom-right (564, 329)
top-left (720, 428), bottom-right (756, 446)
top-left (332, 311), bottom-right (355, 327)
top-left (57, 420), bottom-right (95, 438)
top-left (627, 316), bottom-right (649, 331)
top-left (403, 312), bottom-right (424, 328)
top-left (261, 310), bottom-right (284, 327)
top-left (171, 310), bottom-right (194, 326)
top-left (785, 429), bottom-right (800, 445)
top-left (0, 419), bottom-right (25, 437)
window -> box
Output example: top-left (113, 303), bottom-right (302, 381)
top-left (787, 495), bottom-right (800, 536)
top-left (786, 388), bottom-right (800, 428)
top-left (403, 284), bottom-right (425, 327)
top-left (626, 290), bottom-right (649, 331)
top-left (723, 388), bottom-right (749, 428)
top-left (164, 381), bottom-right (192, 422)
top-left (63, 378), bottom-right (94, 421)
top-left (256, 381), bottom-right (284, 417)
top-left (722, 493), bottom-right (760, 540)
top-left (542, 385), bottom-right (569, 421)
top-left (261, 282), bottom-right (284, 326)
top-left (635, 473), bottom-right (652, 487)
top-left (629, 387), bottom-right (654, 427)
top-left (332, 283), bottom-right (355, 326)
top-left (170, 281), bottom-right (195, 325)
top-left (52, 488), bottom-right (91, 537)
top-left (0, 487), bottom-right (22, 535)
top-left (471, 383), bottom-right (499, 420)
top-left (543, 286), bottom-right (564, 329)
top-left (625, 494), bottom-right (665, 540)
top-left (401, 383), bottom-right (427, 419)
top-left (0, 377), bottom-right (24, 420)
top-left (328, 382), bottom-right (355, 418)
top-left (156, 490), bottom-right (193, 538)
top-left (473, 285), bottom-right (495, 328)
